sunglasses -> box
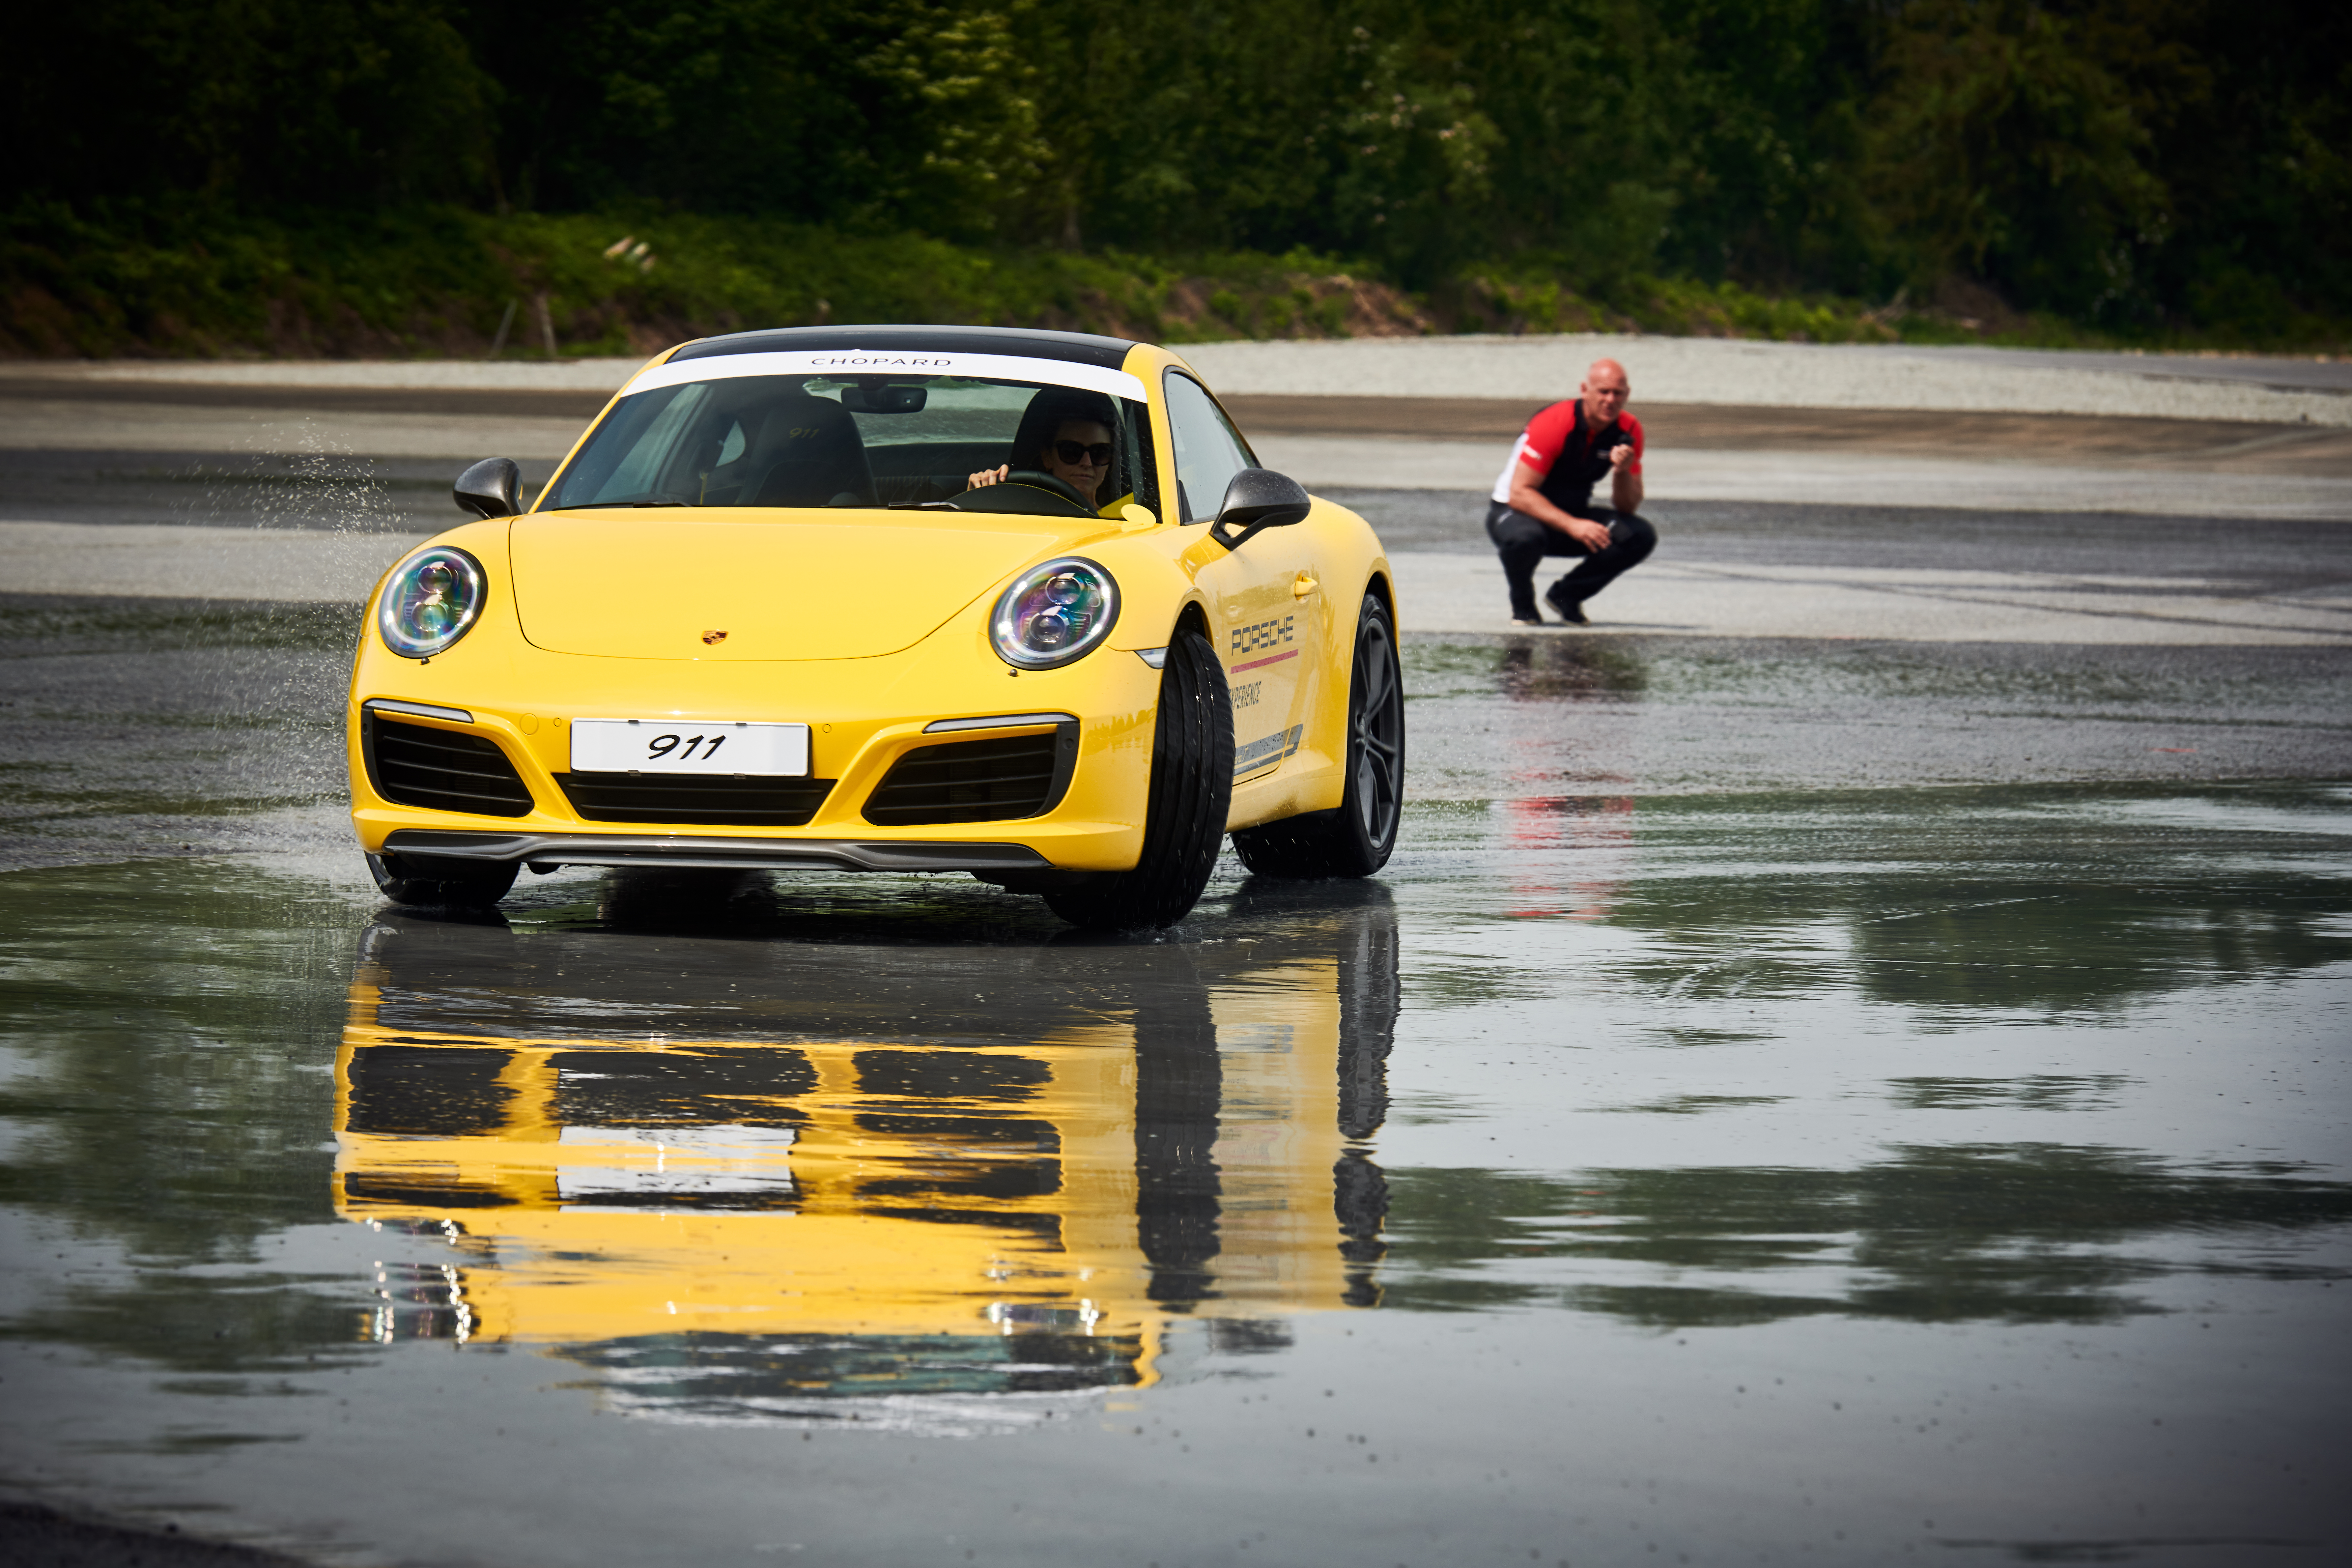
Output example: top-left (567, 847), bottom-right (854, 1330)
top-left (1051, 440), bottom-right (1114, 466)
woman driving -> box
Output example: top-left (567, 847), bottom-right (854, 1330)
top-left (966, 389), bottom-right (1131, 515)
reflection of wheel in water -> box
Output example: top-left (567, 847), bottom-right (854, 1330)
top-left (1335, 887), bottom-right (1400, 1141)
top-left (367, 851), bottom-right (519, 909)
top-left (1231, 591), bottom-right (1404, 878)
top-left (1045, 624), bottom-right (1234, 930)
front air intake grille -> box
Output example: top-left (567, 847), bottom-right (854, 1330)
top-left (555, 773), bottom-right (835, 827)
top-left (365, 715), bottom-right (535, 817)
top-left (863, 729), bottom-right (1072, 826)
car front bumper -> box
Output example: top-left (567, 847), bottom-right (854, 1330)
top-left (347, 633), bottom-right (1166, 873)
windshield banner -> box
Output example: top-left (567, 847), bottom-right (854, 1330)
top-left (627, 350), bottom-right (1148, 404)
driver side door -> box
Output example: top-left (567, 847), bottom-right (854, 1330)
top-left (1164, 371), bottom-right (1322, 784)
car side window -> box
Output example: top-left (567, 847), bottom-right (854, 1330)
top-left (550, 382), bottom-right (711, 507)
top-left (1163, 372), bottom-right (1255, 524)
top-left (1118, 397), bottom-right (1162, 519)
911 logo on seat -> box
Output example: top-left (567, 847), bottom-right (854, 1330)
top-left (1230, 615), bottom-right (1294, 656)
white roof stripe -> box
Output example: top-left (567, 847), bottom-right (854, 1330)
top-left (627, 349), bottom-right (1147, 402)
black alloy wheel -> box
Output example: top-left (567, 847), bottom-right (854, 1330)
top-left (1230, 591), bottom-right (1404, 879)
top-left (1043, 624), bottom-right (1234, 930)
top-left (366, 851), bottom-right (521, 910)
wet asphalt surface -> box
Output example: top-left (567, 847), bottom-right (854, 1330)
top-left (9, 449), bottom-right (2351, 584)
top-left (1, 464), bottom-right (2350, 1567)
top-left (0, 449), bottom-right (556, 534)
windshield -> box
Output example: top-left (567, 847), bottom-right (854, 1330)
top-left (541, 371), bottom-right (1160, 519)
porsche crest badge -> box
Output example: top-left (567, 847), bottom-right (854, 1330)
top-left (700, 629), bottom-right (728, 645)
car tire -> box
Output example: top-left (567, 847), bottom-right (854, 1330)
top-left (1230, 591), bottom-right (1404, 879)
top-left (366, 851), bottom-right (520, 909)
top-left (1044, 624), bottom-right (1234, 931)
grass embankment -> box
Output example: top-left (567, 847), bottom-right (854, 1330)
top-left (6, 203), bottom-right (2344, 360)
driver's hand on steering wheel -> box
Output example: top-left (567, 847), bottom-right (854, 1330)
top-left (966, 464), bottom-right (1010, 491)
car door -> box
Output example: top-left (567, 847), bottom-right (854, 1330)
top-left (1163, 370), bottom-right (1323, 783)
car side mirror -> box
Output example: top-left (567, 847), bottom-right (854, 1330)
top-left (454, 458), bottom-right (523, 519)
top-left (1209, 468), bottom-right (1311, 552)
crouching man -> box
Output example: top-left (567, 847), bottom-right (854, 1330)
top-left (1485, 357), bottom-right (1657, 625)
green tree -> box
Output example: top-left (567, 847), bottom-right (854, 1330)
top-left (454, 0), bottom-right (1046, 236)
top-left (6, 0), bottom-right (495, 208)
top-left (1860, 0), bottom-right (2188, 320)
top-left (2145, 0), bottom-right (2352, 338)
top-left (5, 0), bottom-right (2346, 341)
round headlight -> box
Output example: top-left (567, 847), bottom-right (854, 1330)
top-left (377, 546), bottom-right (487, 658)
top-left (990, 557), bottom-right (1119, 670)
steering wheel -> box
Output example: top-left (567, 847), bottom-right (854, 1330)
top-left (1002, 469), bottom-right (1094, 510)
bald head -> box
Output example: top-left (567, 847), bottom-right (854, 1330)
top-left (1580, 358), bottom-right (1630, 427)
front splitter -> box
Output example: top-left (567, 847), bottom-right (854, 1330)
top-left (381, 829), bottom-right (1053, 875)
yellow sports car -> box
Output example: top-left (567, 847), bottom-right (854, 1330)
top-left (349, 327), bottom-right (1404, 928)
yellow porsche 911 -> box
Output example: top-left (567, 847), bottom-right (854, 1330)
top-left (349, 326), bottom-right (1403, 929)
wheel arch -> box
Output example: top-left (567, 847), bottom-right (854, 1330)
top-left (1171, 597), bottom-right (1213, 644)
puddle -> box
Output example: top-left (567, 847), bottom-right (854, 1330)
top-left (2, 785), bottom-right (2347, 1564)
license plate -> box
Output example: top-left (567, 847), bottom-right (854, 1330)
top-left (570, 719), bottom-right (809, 777)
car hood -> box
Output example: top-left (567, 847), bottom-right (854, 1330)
top-left (510, 512), bottom-right (1079, 661)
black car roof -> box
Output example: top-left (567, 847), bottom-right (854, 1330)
top-left (668, 324), bottom-right (1141, 370)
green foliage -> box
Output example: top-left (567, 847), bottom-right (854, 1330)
top-left (1456, 261), bottom-right (1907, 343)
top-left (456, 0), bottom-right (1052, 238)
top-left (1863, 0), bottom-right (2183, 321)
top-left (0, 202), bottom-right (1426, 357)
top-left (3, 0), bottom-right (2347, 349)
top-left (9, 1), bottom-right (494, 206)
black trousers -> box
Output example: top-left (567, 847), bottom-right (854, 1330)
top-left (1484, 501), bottom-right (1658, 619)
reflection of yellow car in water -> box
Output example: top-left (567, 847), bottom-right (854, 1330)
top-left (333, 886), bottom-right (1397, 1415)
top-left (349, 326), bottom-right (1406, 930)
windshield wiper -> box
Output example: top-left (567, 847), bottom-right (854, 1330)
top-left (563, 498), bottom-right (693, 510)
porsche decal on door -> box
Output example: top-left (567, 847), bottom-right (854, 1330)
top-left (1230, 614), bottom-right (1295, 661)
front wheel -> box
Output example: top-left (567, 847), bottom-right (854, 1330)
top-left (1043, 625), bottom-right (1234, 930)
top-left (366, 851), bottom-right (519, 909)
top-left (1230, 591), bottom-right (1404, 879)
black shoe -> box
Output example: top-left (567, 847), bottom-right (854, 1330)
top-left (1544, 583), bottom-right (1589, 624)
